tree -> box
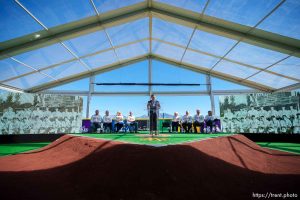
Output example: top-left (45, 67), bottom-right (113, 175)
top-left (14, 93), bottom-right (21, 106)
top-left (6, 93), bottom-right (13, 105)
top-left (230, 95), bottom-right (235, 106)
top-left (33, 95), bottom-right (39, 106)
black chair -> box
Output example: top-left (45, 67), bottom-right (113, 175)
top-left (161, 121), bottom-right (171, 133)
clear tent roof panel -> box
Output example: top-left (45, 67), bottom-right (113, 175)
top-left (94, 0), bottom-right (145, 14)
top-left (0, 0), bottom-right (299, 92)
top-left (106, 18), bottom-right (149, 46)
top-left (182, 50), bottom-right (219, 69)
top-left (152, 18), bottom-right (194, 46)
top-left (154, 0), bottom-right (207, 13)
top-left (18, 0), bottom-right (95, 28)
top-left (189, 30), bottom-right (238, 57)
top-left (62, 30), bottom-right (111, 57)
top-left (257, 0), bottom-right (300, 40)
top-left (225, 42), bottom-right (289, 69)
top-left (213, 60), bottom-right (259, 79)
top-left (13, 43), bottom-right (74, 70)
top-left (247, 71), bottom-right (298, 89)
top-left (204, 0), bottom-right (282, 27)
top-left (115, 40), bottom-right (149, 61)
top-left (268, 56), bottom-right (300, 80)
top-left (152, 41), bottom-right (185, 61)
top-left (0, 58), bottom-right (34, 82)
top-left (3, 72), bottom-right (54, 90)
top-left (0, 0), bottom-right (44, 42)
top-left (41, 61), bottom-right (88, 80)
top-left (81, 50), bottom-right (118, 69)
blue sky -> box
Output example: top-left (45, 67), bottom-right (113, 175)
top-left (51, 60), bottom-right (251, 118)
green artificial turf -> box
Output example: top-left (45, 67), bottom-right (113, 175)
top-left (0, 142), bottom-right (50, 156)
top-left (256, 142), bottom-right (300, 154)
top-left (75, 132), bottom-right (233, 146)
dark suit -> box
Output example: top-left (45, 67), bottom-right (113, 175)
top-left (147, 100), bottom-right (160, 132)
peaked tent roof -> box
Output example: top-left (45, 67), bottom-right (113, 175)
top-left (0, 0), bottom-right (299, 93)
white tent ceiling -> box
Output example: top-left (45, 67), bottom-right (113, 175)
top-left (0, 0), bottom-right (299, 93)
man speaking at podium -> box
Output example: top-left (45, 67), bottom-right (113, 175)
top-left (147, 94), bottom-right (161, 136)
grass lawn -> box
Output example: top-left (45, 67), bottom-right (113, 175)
top-left (256, 142), bottom-right (300, 154)
top-left (75, 132), bottom-right (233, 146)
top-left (0, 142), bottom-right (50, 156)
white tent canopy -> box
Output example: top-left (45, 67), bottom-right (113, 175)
top-left (0, 0), bottom-right (299, 94)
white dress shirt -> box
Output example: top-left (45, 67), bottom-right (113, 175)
top-left (103, 115), bottom-right (113, 123)
top-left (182, 115), bottom-right (193, 123)
top-left (91, 114), bottom-right (102, 123)
top-left (194, 114), bottom-right (204, 123)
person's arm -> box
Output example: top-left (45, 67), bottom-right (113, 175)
top-left (157, 101), bottom-right (161, 109)
top-left (147, 101), bottom-right (150, 110)
top-left (91, 115), bottom-right (94, 123)
top-left (204, 115), bottom-right (208, 121)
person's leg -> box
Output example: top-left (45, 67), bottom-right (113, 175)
top-left (200, 122), bottom-right (204, 133)
top-left (174, 122), bottom-right (179, 133)
top-left (172, 122), bottom-right (175, 132)
top-left (134, 122), bottom-right (138, 133)
top-left (149, 112), bottom-right (154, 133)
top-left (92, 122), bottom-right (96, 132)
top-left (96, 123), bottom-right (101, 133)
top-left (211, 121), bottom-right (215, 133)
top-left (194, 122), bottom-right (199, 133)
top-left (120, 122), bottom-right (124, 132)
top-left (103, 123), bottom-right (107, 132)
top-left (118, 123), bottom-right (122, 132)
top-left (188, 123), bottom-right (192, 133)
top-left (108, 123), bottom-right (112, 133)
top-left (182, 122), bottom-right (187, 133)
top-left (116, 123), bottom-right (123, 132)
top-left (153, 113), bottom-right (158, 134)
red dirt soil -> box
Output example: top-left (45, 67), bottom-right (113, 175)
top-left (0, 134), bottom-right (299, 200)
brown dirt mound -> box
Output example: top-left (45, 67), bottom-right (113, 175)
top-left (0, 134), bottom-right (299, 200)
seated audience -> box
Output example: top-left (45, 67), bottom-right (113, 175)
top-left (115, 111), bottom-right (124, 132)
top-left (205, 111), bottom-right (215, 133)
top-left (194, 109), bottom-right (204, 133)
top-left (91, 110), bottom-right (102, 133)
top-left (127, 111), bottom-right (138, 133)
top-left (103, 110), bottom-right (113, 133)
top-left (172, 112), bottom-right (181, 133)
top-left (182, 111), bottom-right (193, 133)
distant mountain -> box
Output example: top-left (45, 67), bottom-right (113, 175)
top-left (137, 113), bottom-right (173, 119)
top-left (137, 114), bottom-right (148, 118)
top-left (160, 113), bottom-right (173, 118)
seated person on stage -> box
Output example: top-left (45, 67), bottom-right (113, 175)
top-left (205, 111), bottom-right (215, 133)
top-left (103, 110), bottom-right (113, 133)
top-left (127, 111), bottom-right (138, 133)
top-left (115, 111), bottom-right (124, 132)
top-left (91, 110), bottom-right (102, 132)
top-left (193, 109), bottom-right (205, 133)
top-left (182, 111), bottom-right (193, 133)
top-left (172, 112), bottom-right (181, 133)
